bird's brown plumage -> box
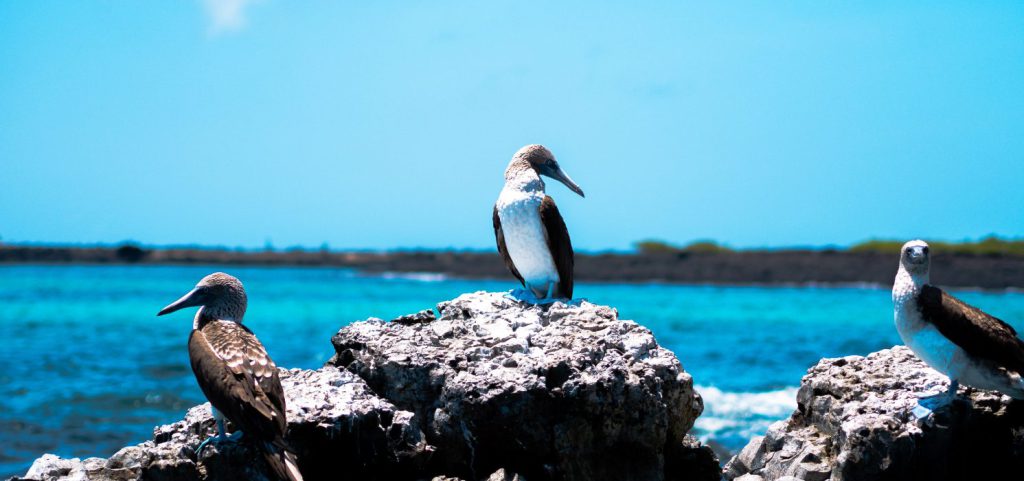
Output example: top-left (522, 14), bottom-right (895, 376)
top-left (189, 319), bottom-right (299, 481)
top-left (539, 195), bottom-right (574, 299)
top-left (918, 284), bottom-right (1024, 374)
top-left (189, 320), bottom-right (285, 440)
top-left (492, 196), bottom-right (574, 299)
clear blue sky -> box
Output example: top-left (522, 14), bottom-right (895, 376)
top-left (1, 1), bottom-right (1021, 251)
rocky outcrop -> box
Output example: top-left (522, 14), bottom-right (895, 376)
top-left (14, 367), bottom-right (431, 481)
top-left (724, 346), bottom-right (1024, 481)
top-left (15, 292), bottom-right (715, 481)
top-left (330, 291), bottom-right (715, 481)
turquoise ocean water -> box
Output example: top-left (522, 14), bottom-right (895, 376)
top-left (3, 265), bottom-right (1024, 477)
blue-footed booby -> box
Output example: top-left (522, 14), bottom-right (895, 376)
top-left (892, 240), bottom-right (1024, 416)
top-left (494, 144), bottom-right (584, 301)
top-left (157, 273), bottom-right (303, 481)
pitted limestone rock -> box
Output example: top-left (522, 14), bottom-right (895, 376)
top-left (16, 367), bottom-right (431, 481)
top-left (724, 346), bottom-right (1024, 481)
top-left (331, 291), bottom-right (711, 481)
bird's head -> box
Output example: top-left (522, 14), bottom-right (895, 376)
top-left (157, 272), bottom-right (247, 322)
top-left (507, 144), bottom-right (585, 197)
top-left (899, 240), bottom-right (931, 275)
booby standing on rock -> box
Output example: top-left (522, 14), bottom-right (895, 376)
top-left (158, 273), bottom-right (303, 481)
top-left (892, 240), bottom-right (1024, 416)
top-left (494, 144), bottom-right (584, 301)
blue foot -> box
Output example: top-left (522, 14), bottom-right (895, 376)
top-left (195, 430), bottom-right (244, 455)
top-left (912, 380), bottom-right (959, 420)
top-left (195, 434), bottom-right (223, 455)
top-left (911, 403), bottom-right (932, 420)
top-left (505, 288), bottom-right (569, 305)
top-left (506, 289), bottom-right (539, 303)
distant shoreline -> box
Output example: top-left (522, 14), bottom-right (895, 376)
top-left (3, 244), bottom-right (1023, 289)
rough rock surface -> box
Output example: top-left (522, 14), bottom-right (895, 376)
top-left (15, 292), bottom-right (715, 481)
top-left (724, 346), bottom-right (1024, 481)
top-left (331, 291), bottom-right (714, 481)
top-left (14, 367), bottom-right (432, 481)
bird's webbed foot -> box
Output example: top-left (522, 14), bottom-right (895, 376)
top-left (506, 288), bottom-right (539, 303)
top-left (505, 286), bottom-right (567, 305)
top-left (195, 430), bottom-right (245, 455)
top-left (912, 380), bottom-right (959, 421)
top-left (195, 434), bottom-right (221, 456)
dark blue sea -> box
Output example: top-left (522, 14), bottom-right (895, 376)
top-left (3, 265), bottom-right (1024, 477)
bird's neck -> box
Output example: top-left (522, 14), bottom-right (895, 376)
top-left (194, 306), bottom-right (244, 329)
top-left (893, 265), bottom-right (928, 306)
top-left (504, 159), bottom-right (545, 193)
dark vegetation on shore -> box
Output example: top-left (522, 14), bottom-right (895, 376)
top-left (2, 237), bottom-right (1023, 289)
top-left (637, 236), bottom-right (1024, 257)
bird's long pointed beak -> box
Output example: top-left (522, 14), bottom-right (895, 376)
top-left (157, 288), bottom-right (205, 316)
top-left (548, 165), bottom-right (585, 198)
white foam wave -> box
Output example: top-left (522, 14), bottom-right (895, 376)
top-left (377, 272), bottom-right (449, 282)
top-left (693, 385), bottom-right (799, 442)
top-left (697, 385), bottom-right (798, 418)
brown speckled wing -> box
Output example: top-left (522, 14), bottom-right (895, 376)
top-left (188, 320), bottom-right (288, 444)
top-left (919, 284), bottom-right (1024, 374)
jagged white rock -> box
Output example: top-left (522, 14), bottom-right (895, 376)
top-left (15, 368), bottom-right (431, 481)
top-left (331, 291), bottom-right (716, 481)
top-left (724, 346), bottom-right (1024, 481)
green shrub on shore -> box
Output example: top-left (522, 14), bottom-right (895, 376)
top-left (683, 240), bottom-right (731, 254)
top-left (634, 240), bottom-right (682, 254)
top-left (850, 236), bottom-right (1024, 257)
top-left (635, 239), bottom-right (731, 254)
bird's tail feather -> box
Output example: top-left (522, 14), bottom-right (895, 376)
top-left (262, 442), bottom-right (303, 481)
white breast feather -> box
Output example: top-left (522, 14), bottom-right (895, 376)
top-left (894, 274), bottom-right (966, 377)
top-left (496, 186), bottom-right (559, 293)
